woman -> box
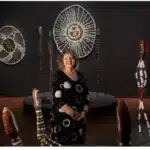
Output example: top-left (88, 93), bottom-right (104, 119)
top-left (49, 50), bottom-right (90, 145)
top-left (2, 50), bottom-right (90, 146)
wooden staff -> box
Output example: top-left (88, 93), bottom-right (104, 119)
top-left (48, 31), bottom-right (53, 94)
top-left (39, 26), bottom-right (43, 71)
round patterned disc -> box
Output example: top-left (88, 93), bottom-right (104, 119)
top-left (53, 5), bottom-right (96, 59)
top-left (0, 25), bottom-right (25, 65)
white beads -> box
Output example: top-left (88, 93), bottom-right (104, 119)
top-left (58, 108), bottom-right (64, 113)
top-left (63, 81), bottom-right (71, 89)
top-left (54, 90), bottom-right (62, 98)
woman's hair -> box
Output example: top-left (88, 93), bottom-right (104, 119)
top-left (57, 50), bottom-right (79, 70)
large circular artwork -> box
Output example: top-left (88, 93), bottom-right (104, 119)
top-left (0, 25), bottom-right (25, 65)
top-left (53, 5), bottom-right (96, 59)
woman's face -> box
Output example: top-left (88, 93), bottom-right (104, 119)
top-left (63, 53), bottom-right (75, 69)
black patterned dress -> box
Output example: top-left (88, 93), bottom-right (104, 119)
top-left (49, 70), bottom-right (90, 145)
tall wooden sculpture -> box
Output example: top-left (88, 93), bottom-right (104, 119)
top-left (135, 40), bottom-right (150, 138)
top-left (117, 100), bottom-right (131, 146)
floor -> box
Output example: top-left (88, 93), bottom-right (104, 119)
top-left (0, 97), bottom-right (150, 146)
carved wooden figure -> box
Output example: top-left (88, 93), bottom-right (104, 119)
top-left (135, 40), bottom-right (150, 137)
top-left (117, 100), bottom-right (131, 146)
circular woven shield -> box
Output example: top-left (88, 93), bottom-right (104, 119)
top-left (53, 5), bottom-right (96, 59)
top-left (0, 25), bottom-right (25, 65)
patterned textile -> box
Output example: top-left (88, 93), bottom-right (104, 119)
top-left (137, 99), bottom-right (150, 136)
top-left (35, 108), bottom-right (61, 146)
top-left (11, 136), bottom-right (23, 146)
top-left (135, 58), bottom-right (150, 137)
top-left (135, 60), bottom-right (147, 88)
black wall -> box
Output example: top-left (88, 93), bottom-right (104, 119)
top-left (0, 1), bottom-right (150, 98)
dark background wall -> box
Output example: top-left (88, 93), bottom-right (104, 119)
top-left (0, 1), bottom-right (150, 98)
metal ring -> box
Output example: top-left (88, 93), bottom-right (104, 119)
top-left (49, 127), bottom-right (53, 135)
top-left (76, 84), bottom-right (83, 93)
top-left (54, 125), bottom-right (61, 134)
top-left (59, 102), bottom-right (65, 108)
top-left (60, 84), bottom-right (64, 89)
top-left (62, 118), bottom-right (71, 127)
top-left (49, 112), bottom-right (54, 121)
top-left (72, 132), bottom-right (78, 141)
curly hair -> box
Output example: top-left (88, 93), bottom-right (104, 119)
top-left (57, 50), bottom-right (79, 70)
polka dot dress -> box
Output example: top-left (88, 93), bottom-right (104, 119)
top-left (49, 70), bottom-right (89, 145)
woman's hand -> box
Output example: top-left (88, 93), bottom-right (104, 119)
top-left (61, 104), bottom-right (80, 120)
top-left (84, 105), bottom-right (89, 114)
top-left (72, 111), bottom-right (80, 120)
top-left (77, 111), bottom-right (86, 122)
top-left (76, 105), bottom-right (89, 121)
